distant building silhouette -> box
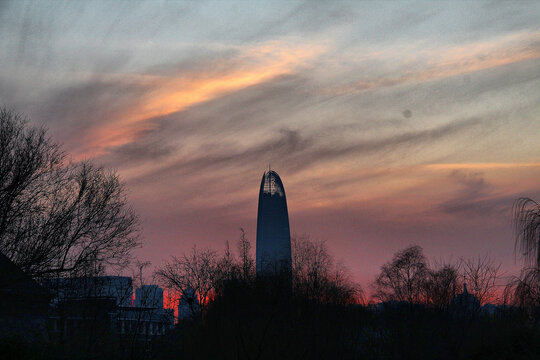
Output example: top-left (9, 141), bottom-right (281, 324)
top-left (45, 276), bottom-right (133, 307)
top-left (452, 283), bottom-right (480, 317)
top-left (44, 276), bottom-right (173, 338)
top-left (0, 252), bottom-right (50, 337)
top-left (256, 169), bottom-right (292, 277)
top-left (134, 285), bottom-right (164, 308)
top-left (178, 287), bottom-right (200, 321)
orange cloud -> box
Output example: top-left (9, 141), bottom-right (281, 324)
top-left (80, 42), bottom-right (323, 158)
top-left (142, 42), bottom-right (323, 116)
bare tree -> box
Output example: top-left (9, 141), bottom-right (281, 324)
top-left (508, 271), bottom-right (540, 309)
top-left (0, 107), bottom-right (63, 246)
top-left (291, 234), bottom-right (360, 304)
top-left (324, 261), bottom-right (363, 305)
top-left (215, 241), bottom-right (235, 278)
top-left (212, 240), bottom-right (244, 297)
top-left (238, 228), bottom-right (254, 281)
top-left (460, 255), bottom-right (502, 304)
top-left (0, 108), bottom-right (139, 278)
top-left (513, 197), bottom-right (540, 268)
top-left (424, 261), bottom-right (460, 309)
top-left (156, 247), bottom-right (217, 316)
top-left (373, 245), bottom-right (428, 303)
top-left (292, 235), bottom-right (332, 297)
top-left (132, 260), bottom-right (152, 291)
top-left (510, 198), bottom-right (540, 312)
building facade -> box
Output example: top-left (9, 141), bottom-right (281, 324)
top-left (256, 170), bottom-right (292, 277)
top-left (134, 285), bottom-right (163, 308)
top-left (45, 277), bottom-right (174, 339)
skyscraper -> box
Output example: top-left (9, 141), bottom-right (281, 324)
top-left (256, 169), bottom-right (292, 277)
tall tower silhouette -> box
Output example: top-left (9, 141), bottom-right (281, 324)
top-left (256, 169), bottom-right (292, 277)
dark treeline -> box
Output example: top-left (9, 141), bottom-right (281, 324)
top-left (154, 233), bottom-right (362, 359)
top-left (149, 235), bottom-right (540, 360)
top-left (161, 291), bottom-right (540, 360)
top-left (1, 108), bottom-right (540, 359)
top-left (3, 238), bottom-right (540, 360)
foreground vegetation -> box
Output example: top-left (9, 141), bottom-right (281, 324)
top-left (2, 279), bottom-right (540, 360)
top-left (157, 288), bottom-right (540, 360)
top-left (3, 233), bottom-right (540, 360)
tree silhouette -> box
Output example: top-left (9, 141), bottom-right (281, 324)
top-left (0, 108), bottom-right (139, 278)
top-left (156, 246), bottom-right (217, 316)
top-left (238, 228), bottom-right (254, 281)
top-left (291, 235), bottom-right (360, 304)
top-left (513, 197), bottom-right (540, 269)
top-left (424, 262), bottom-right (459, 309)
top-left (461, 255), bottom-right (501, 304)
top-left (373, 245), bottom-right (429, 303)
top-left (511, 197), bottom-right (540, 313)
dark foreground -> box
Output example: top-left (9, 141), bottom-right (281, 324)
top-left (1, 281), bottom-right (540, 360)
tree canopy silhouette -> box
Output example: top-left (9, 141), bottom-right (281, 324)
top-left (513, 197), bottom-right (540, 269)
top-left (510, 197), bottom-right (540, 312)
top-left (0, 107), bottom-right (139, 278)
top-left (373, 245), bottom-right (428, 303)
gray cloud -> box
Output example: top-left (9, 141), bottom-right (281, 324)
top-left (37, 79), bottom-right (150, 149)
top-left (441, 170), bottom-right (494, 214)
top-left (440, 167), bottom-right (540, 220)
top-left (243, 1), bottom-right (359, 42)
top-left (105, 137), bottom-right (177, 166)
top-left (131, 128), bottom-right (311, 184)
top-left (142, 48), bottom-right (242, 77)
top-left (129, 115), bottom-right (483, 190)
top-left (292, 117), bottom-right (483, 167)
top-left (100, 55), bottom-right (515, 176)
top-left (438, 170), bottom-right (526, 219)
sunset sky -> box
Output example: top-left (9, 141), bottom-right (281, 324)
top-left (1, 1), bottom-right (539, 291)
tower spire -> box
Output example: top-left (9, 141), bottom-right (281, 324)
top-left (256, 169), bottom-right (291, 277)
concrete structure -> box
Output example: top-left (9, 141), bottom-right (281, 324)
top-left (44, 276), bottom-right (133, 307)
top-left (178, 287), bottom-right (200, 321)
top-left (45, 276), bottom-right (173, 339)
top-left (134, 285), bottom-right (163, 308)
top-left (256, 169), bottom-right (292, 277)
top-left (115, 307), bottom-right (174, 337)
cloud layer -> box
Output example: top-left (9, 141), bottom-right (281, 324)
top-left (1, 0), bottom-right (539, 288)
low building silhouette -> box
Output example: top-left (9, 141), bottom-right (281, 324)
top-left (0, 252), bottom-right (51, 338)
top-left (134, 284), bottom-right (163, 308)
top-left (178, 288), bottom-right (200, 321)
top-left (45, 276), bottom-right (133, 307)
top-left (44, 276), bottom-right (173, 339)
top-left (452, 283), bottom-right (480, 317)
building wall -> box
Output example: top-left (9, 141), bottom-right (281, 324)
top-left (256, 170), bottom-right (292, 276)
top-left (44, 276), bottom-right (133, 307)
top-left (134, 285), bottom-right (164, 308)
